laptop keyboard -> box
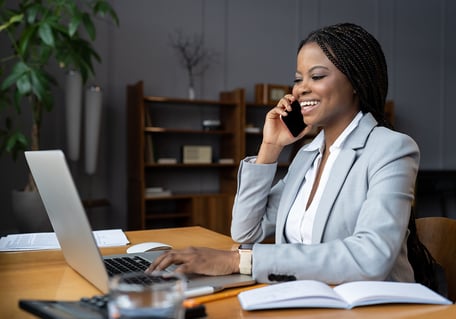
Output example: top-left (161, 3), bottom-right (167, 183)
top-left (104, 256), bottom-right (150, 276)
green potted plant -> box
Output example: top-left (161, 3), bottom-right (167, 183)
top-left (0, 0), bottom-right (118, 232)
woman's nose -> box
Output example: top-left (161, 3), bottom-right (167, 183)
top-left (294, 81), bottom-right (311, 96)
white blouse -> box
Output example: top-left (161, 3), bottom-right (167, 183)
top-left (285, 112), bottom-right (363, 244)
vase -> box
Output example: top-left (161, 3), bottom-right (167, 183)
top-left (188, 87), bottom-right (195, 100)
top-left (12, 190), bottom-right (53, 233)
top-left (84, 85), bottom-right (103, 175)
top-left (65, 69), bottom-right (83, 161)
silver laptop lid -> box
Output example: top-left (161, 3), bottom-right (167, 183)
top-left (25, 150), bottom-right (256, 294)
top-left (25, 150), bottom-right (110, 292)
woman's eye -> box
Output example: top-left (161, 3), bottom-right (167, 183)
top-left (293, 78), bottom-right (302, 84)
top-left (311, 75), bottom-right (325, 81)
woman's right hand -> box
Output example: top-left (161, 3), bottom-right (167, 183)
top-left (145, 246), bottom-right (239, 276)
top-left (257, 95), bottom-right (312, 164)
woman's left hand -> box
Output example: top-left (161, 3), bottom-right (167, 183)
top-left (146, 247), bottom-right (240, 276)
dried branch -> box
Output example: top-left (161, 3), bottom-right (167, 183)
top-left (169, 30), bottom-right (218, 87)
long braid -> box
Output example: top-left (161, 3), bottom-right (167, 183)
top-left (298, 23), bottom-right (439, 291)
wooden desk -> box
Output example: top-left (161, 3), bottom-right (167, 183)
top-left (1, 226), bottom-right (455, 318)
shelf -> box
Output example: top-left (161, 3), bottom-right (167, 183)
top-left (144, 192), bottom-right (233, 200)
top-left (144, 95), bottom-right (237, 107)
top-left (145, 163), bottom-right (237, 168)
top-left (144, 193), bottom-right (197, 201)
top-left (144, 127), bottom-right (231, 135)
top-left (145, 212), bottom-right (190, 220)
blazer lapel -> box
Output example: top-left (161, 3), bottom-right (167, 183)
top-left (311, 148), bottom-right (356, 243)
top-left (311, 113), bottom-right (377, 243)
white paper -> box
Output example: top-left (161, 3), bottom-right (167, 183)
top-left (0, 229), bottom-right (129, 251)
top-left (333, 281), bottom-right (452, 307)
top-left (238, 280), bottom-right (452, 311)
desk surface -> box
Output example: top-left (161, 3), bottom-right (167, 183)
top-left (1, 226), bottom-right (455, 318)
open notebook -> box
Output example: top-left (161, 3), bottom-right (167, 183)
top-left (24, 150), bottom-right (255, 296)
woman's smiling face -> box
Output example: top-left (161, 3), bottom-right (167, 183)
top-left (293, 42), bottom-right (359, 134)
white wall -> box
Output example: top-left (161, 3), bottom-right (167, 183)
top-left (1, 0), bottom-right (455, 233)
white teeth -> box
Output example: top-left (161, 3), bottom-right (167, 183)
top-left (300, 101), bottom-right (319, 107)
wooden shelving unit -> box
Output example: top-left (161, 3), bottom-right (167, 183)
top-left (127, 81), bottom-right (243, 234)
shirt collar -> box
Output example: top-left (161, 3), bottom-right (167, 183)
top-left (304, 111), bottom-right (363, 152)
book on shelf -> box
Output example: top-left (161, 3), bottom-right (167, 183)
top-left (218, 158), bottom-right (234, 164)
top-left (157, 158), bottom-right (177, 164)
top-left (145, 187), bottom-right (172, 197)
top-left (145, 107), bottom-right (153, 126)
top-left (245, 126), bottom-right (261, 133)
top-left (238, 280), bottom-right (452, 311)
top-left (145, 135), bottom-right (155, 163)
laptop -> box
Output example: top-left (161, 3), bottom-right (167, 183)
top-left (24, 150), bottom-right (255, 296)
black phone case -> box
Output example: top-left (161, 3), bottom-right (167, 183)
top-left (281, 100), bottom-right (306, 137)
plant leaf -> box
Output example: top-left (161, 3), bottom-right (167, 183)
top-left (5, 131), bottom-right (28, 160)
top-left (68, 13), bottom-right (82, 37)
top-left (25, 3), bottom-right (41, 24)
top-left (1, 62), bottom-right (28, 90)
top-left (38, 21), bottom-right (54, 47)
top-left (81, 12), bottom-right (95, 40)
top-left (16, 73), bottom-right (32, 95)
top-left (94, 1), bottom-right (120, 26)
top-left (31, 69), bottom-right (54, 112)
top-left (30, 69), bottom-right (45, 101)
top-left (17, 24), bottom-right (37, 56)
top-left (0, 13), bottom-right (23, 31)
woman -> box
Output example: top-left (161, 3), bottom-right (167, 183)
top-left (147, 23), bottom-right (421, 285)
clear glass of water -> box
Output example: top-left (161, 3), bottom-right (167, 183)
top-left (108, 271), bottom-right (187, 319)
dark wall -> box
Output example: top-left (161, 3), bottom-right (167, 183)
top-left (1, 0), bottom-right (455, 234)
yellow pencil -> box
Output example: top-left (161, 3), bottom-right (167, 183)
top-left (183, 284), bottom-right (267, 307)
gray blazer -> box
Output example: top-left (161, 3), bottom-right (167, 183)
top-left (231, 113), bottom-right (419, 284)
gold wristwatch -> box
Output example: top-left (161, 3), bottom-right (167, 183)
top-left (238, 244), bottom-right (253, 275)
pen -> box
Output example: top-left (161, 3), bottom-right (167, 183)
top-left (183, 284), bottom-right (267, 307)
top-left (184, 286), bottom-right (223, 298)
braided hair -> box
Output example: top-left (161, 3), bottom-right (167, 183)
top-left (298, 23), bottom-right (390, 127)
top-left (298, 23), bottom-right (441, 292)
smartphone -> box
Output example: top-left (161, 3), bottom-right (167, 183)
top-left (281, 100), bottom-right (306, 137)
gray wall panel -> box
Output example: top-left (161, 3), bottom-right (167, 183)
top-left (394, 1), bottom-right (443, 169)
top-left (1, 0), bottom-right (455, 233)
top-left (443, 0), bottom-right (456, 169)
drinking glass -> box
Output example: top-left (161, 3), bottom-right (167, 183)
top-left (108, 271), bottom-right (186, 319)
